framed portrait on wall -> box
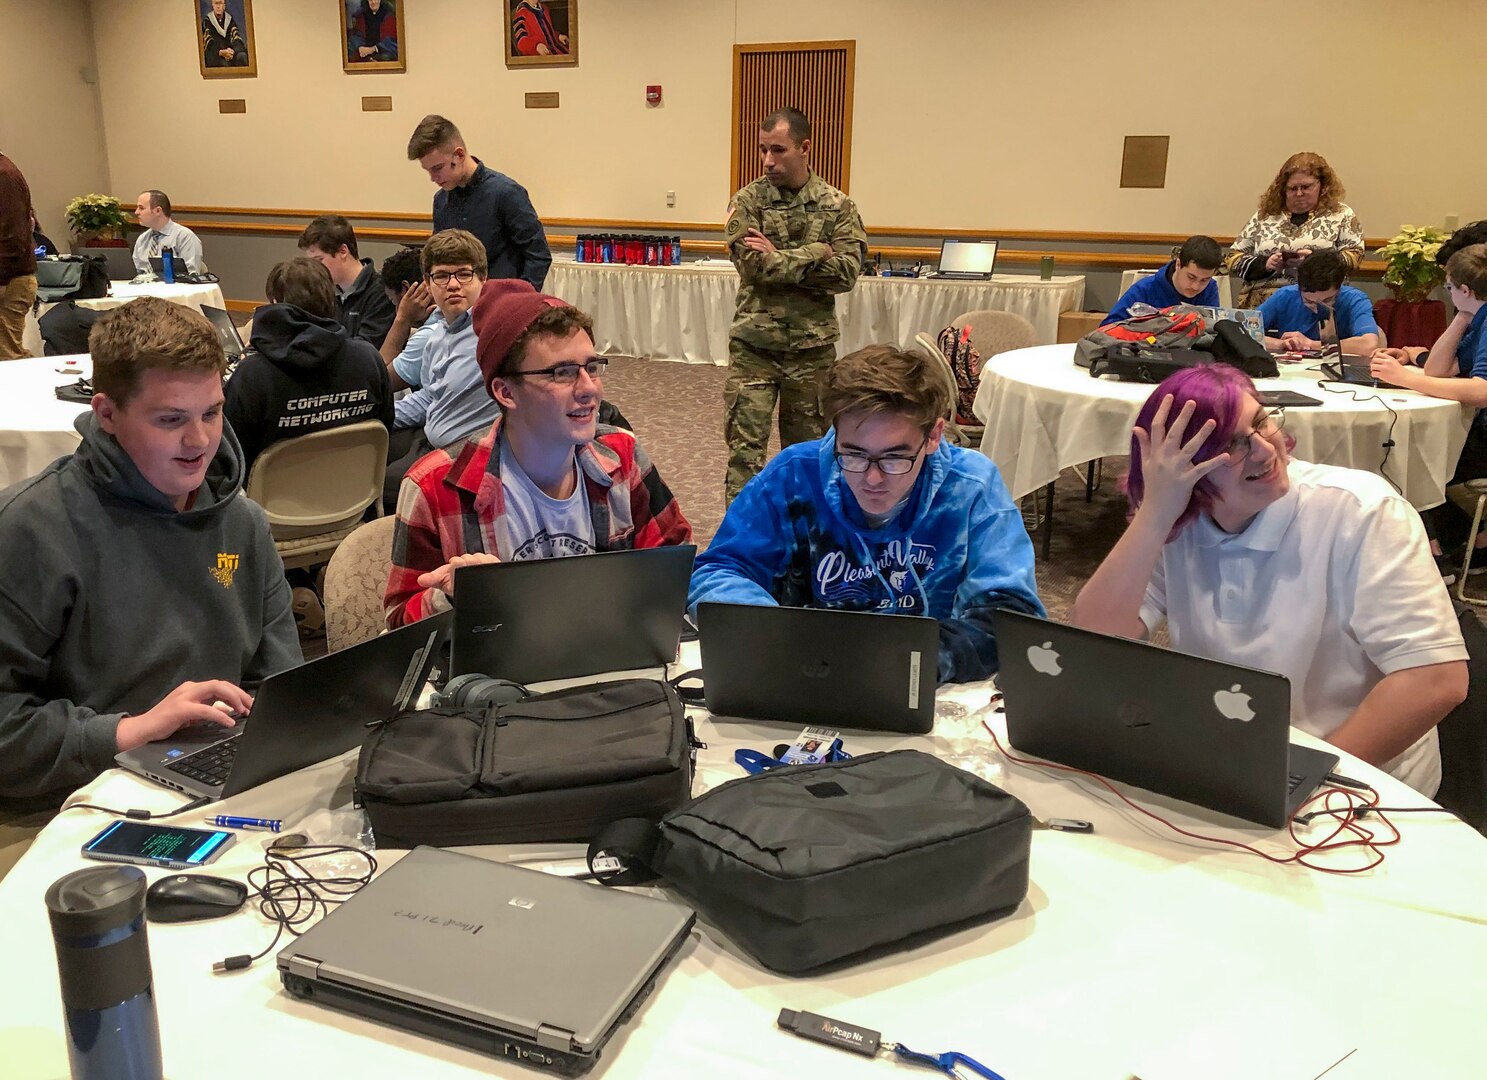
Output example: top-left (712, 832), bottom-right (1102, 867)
top-left (504, 0), bottom-right (577, 68)
top-left (197, 0), bottom-right (257, 78)
top-left (341, 0), bottom-right (405, 73)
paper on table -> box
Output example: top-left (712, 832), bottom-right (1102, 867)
top-left (1127, 997), bottom-right (1357, 1080)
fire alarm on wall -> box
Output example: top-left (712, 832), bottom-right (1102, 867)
top-left (646, 85), bottom-right (662, 106)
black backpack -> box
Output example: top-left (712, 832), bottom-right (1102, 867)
top-left (33, 255), bottom-right (110, 304)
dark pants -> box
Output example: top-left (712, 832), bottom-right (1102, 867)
top-left (1424, 418), bottom-right (1487, 552)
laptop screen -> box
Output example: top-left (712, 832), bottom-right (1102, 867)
top-left (200, 305), bottom-right (245, 359)
top-left (938, 239), bottom-right (998, 275)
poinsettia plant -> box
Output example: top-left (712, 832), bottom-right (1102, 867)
top-left (64, 194), bottom-right (129, 240)
top-left (1376, 225), bottom-right (1448, 302)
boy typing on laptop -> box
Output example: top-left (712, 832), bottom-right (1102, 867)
top-left (688, 344), bottom-right (1044, 683)
top-left (0, 298), bottom-right (301, 810)
top-left (385, 280), bottom-right (691, 627)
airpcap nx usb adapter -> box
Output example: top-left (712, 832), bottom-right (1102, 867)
top-left (777, 1009), bottom-right (881, 1057)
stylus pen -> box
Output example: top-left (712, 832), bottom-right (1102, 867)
top-left (204, 815), bottom-right (281, 833)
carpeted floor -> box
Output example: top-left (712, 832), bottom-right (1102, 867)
top-left (599, 355), bottom-right (1129, 622)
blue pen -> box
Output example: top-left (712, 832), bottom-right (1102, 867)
top-left (204, 815), bottom-right (281, 833)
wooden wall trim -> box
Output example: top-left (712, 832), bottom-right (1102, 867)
top-left (160, 203), bottom-right (1395, 248)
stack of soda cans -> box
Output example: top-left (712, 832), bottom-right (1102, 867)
top-left (576, 234), bottom-right (683, 266)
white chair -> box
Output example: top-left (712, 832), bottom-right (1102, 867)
top-left (948, 309), bottom-right (1037, 361)
top-left (245, 420), bottom-right (389, 572)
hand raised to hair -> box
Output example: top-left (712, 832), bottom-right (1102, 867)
top-left (1132, 395), bottom-right (1230, 527)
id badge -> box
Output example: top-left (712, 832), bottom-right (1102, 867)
top-left (779, 726), bottom-right (842, 765)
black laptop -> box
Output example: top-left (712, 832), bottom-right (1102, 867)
top-left (993, 611), bottom-right (1337, 828)
top-left (115, 612), bottom-right (451, 800)
top-left (696, 603), bottom-right (938, 734)
top-left (277, 847), bottom-right (695, 1074)
top-left (1320, 357), bottom-right (1407, 391)
top-left (931, 238), bottom-right (999, 281)
top-left (451, 546), bottom-right (695, 683)
top-left (200, 304), bottom-right (246, 361)
top-left (147, 252), bottom-right (188, 280)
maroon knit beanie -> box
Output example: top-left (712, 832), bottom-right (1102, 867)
top-left (471, 278), bottom-right (568, 394)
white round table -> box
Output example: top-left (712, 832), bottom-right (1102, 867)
top-left (972, 344), bottom-right (1472, 513)
top-left (21, 280), bottom-right (227, 357)
top-left (0, 354), bottom-right (90, 489)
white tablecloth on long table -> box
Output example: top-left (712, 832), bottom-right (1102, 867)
top-left (0, 354), bottom-right (90, 489)
top-left (21, 280), bottom-right (228, 357)
top-left (2, 645), bottom-right (1484, 1080)
top-left (545, 259), bottom-right (1084, 364)
top-left (973, 344), bottom-right (1472, 510)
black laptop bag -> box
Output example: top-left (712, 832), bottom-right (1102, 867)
top-left (588, 749), bottom-right (1032, 974)
top-left (354, 678), bottom-right (696, 848)
top-left (33, 255), bottom-right (110, 303)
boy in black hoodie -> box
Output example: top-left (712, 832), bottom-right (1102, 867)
top-left (225, 257), bottom-right (395, 477)
top-left (0, 298), bottom-right (302, 813)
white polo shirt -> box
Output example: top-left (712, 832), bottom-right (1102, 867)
top-left (1139, 460), bottom-right (1467, 795)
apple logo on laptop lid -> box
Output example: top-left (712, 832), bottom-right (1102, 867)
top-left (1027, 642), bottom-right (1061, 676)
top-left (1213, 683), bottom-right (1254, 722)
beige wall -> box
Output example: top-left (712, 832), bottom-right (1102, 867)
top-left (80, 0), bottom-right (1484, 236)
top-left (0, 0), bottom-right (111, 244)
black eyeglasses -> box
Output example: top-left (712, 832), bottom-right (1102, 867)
top-left (509, 358), bottom-right (608, 385)
top-left (836, 438), bottom-right (929, 475)
top-left (428, 269), bottom-right (477, 286)
top-left (1221, 408), bottom-right (1284, 458)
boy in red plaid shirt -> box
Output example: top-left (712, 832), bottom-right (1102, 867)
top-left (385, 280), bottom-right (691, 626)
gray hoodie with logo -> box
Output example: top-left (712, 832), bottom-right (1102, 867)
top-left (0, 412), bottom-right (301, 806)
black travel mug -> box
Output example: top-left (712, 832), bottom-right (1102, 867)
top-left (46, 865), bottom-right (164, 1079)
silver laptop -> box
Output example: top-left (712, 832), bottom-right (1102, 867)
top-left (932, 238), bottom-right (999, 280)
top-left (696, 603), bottom-right (938, 734)
top-left (200, 304), bottom-right (246, 361)
top-left (115, 612), bottom-right (451, 800)
top-left (993, 611), bottom-right (1337, 828)
top-left (277, 847), bottom-right (695, 1073)
top-left (452, 546), bottom-right (695, 683)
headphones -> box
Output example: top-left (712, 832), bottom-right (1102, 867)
top-left (435, 673), bottom-right (531, 709)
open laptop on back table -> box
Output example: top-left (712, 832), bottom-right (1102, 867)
top-left (277, 846), bottom-right (695, 1074)
top-left (930, 238), bottom-right (999, 281)
top-left (451, 546), bottom-right (695, 684)
top-left (696, 602), bottom-right (939, 733)
top-left (116, 610), bottom-right (452, 800)
top-left (992, 610), bottom-right (1338, 828)
top-left (199, 304), bottom-right (247, 363)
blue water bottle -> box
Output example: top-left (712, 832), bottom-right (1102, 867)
top-left (160, 246), bottom-right (175, 284)
top-left (671, 236), bottom-right (682, 265)
top-left (46, 865), bottom-right (164, 1080)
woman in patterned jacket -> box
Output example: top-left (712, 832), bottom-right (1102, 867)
top-left (1223, 152), bottom-right (1364, 308)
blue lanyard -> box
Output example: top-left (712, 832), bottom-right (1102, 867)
top-left (733, 745), bottom-right (852, 775)
top-left (891, 1043), bottom-right (1008, 1080)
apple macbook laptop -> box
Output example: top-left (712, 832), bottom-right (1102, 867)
top-left (932, 238), bottom-right (999, 280)
top-left (115, 611), bottom-right (452, 800)
top-left (451, 546), bottom-right (695, 683)
top-left (992, 610), bottom-right (1338, 828)
top-left (200, 304), bottom-right (246, 361)
top-left (277, 846), bottom-right (695, 1074)
top-left (696, 603), bottom-right (938, 734)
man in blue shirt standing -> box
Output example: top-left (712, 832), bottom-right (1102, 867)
top-left (1260, 249), bottom-right (1381, 354)
top-left (1103, 235), bottom-right (1223, 324)
top-left (406, 115), bottom-right (552, 292)
top-left (1371, 244), bottom-right (1487, 572)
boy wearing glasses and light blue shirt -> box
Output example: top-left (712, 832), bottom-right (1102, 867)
top-left (385, 279), bottom-right (691, 627)
top-left (688, 344), bottom-right (1044, 683)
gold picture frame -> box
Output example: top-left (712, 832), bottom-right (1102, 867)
top-left (504, 0), bottom-right (577, 68)
top-left (197, 0), bottom-right (257, 79)
top-left (340, 0), bottom-right (406, 74)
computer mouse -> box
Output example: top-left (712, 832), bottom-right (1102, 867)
top-left (145, 873), bottom-right (249, 923)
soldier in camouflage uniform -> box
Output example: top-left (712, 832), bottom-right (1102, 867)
top-left (723, 107), bottom-right (868, 502)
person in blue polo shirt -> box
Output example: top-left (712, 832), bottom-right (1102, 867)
top-left (1260, 249), bottom-right (1381, 354)
top-left (1371, 244), bottom-right (1487, 575)
top-left (1103, 235), bottom-right (1223, 324)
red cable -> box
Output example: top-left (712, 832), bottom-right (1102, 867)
top-left (983, 720), bottom-right (1398, 873)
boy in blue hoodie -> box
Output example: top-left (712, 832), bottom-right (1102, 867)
top-left (1103, 235), bottom-right (1223, 325)
top-left (689, 344), bottom-right (1044, 683)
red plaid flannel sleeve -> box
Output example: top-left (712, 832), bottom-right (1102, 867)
top-left (384, 454), bottom-right (466, 628)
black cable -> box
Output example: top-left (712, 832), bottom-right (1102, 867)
top-left (61, 795), bottom-right (213, 821)
top-left (1294, 805), bottom-right (1461, 826)
top-left (1314, 379), bottom-right (1402, 495)
top-left (213, 842), bottom-right (377, 974)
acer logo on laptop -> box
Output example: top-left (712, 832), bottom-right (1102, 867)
top-left (470, 624), bottom-right (503, 634)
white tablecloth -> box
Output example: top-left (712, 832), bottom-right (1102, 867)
top-left (973, 344), bottom-right (1472, 510)
top-left (2, 646), bottom-right (1484, 1080)
top-left (1118, 268), bottom-right (1236, 309)
top-left (546, 259), bottom-right (1084, 364)
top-left (21, 280), bottom-right (228, 357)
top-left (0, 354), bottom-right (90, 489)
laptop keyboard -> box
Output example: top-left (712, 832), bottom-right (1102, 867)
top-left (164, 735), bottom-right (242, 786)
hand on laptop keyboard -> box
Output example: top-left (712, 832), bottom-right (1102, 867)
top-left (115, 679), bottom-right (255, 753)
